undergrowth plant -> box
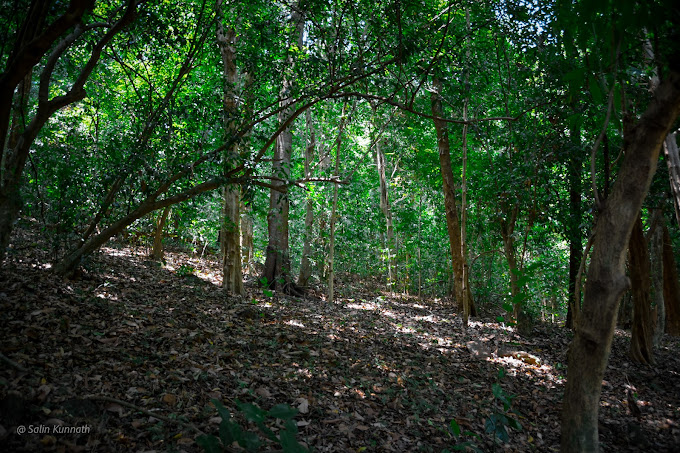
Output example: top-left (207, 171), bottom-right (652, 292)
top-left (444, 368), bottom-right (522, 452)
top-left (197, 399), bottom-right (309, 453)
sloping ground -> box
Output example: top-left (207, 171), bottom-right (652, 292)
top-left (1, 228), bottom-right (679, 452)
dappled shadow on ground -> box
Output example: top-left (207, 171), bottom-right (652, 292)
top-left (1, 228), bottom-right (679, 452)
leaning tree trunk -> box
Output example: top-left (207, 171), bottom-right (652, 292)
top-left (560, 70), bottom-right (680, 453)
top-left (262, 8), bottom-right (304, 295)
top-left (216, 2), bottom-right (244, 295)
top-left (628, 215), bottom-right (654, 364)
top-left (0, 0), bottom-right (137, 264)
top-left (431, 77), bottom-right (475, 314)
top-left (663, 222), bottom-right (680, 336)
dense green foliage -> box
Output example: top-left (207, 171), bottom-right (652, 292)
top-left (4, 0), bottom-right (680, 321)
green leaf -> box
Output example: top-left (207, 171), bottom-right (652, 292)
top-left (449, 418), bottom-right (461, 438)
top-left (268, 404), bottom-right (298, 420)
top-left (219, 419), bottom-right (243, 446)
top-left (211, 399), bottom-right (232, 421)
top-left (280, 429), bottom-right (308, 452)
top-left (196, 434), bottom-right (222, 453)
top-left (588, 74), bottom-right (603, 105)
top-left (237, 402), bottom-right (267, 424)
top-left (240, 430), bottom-right (262, 451)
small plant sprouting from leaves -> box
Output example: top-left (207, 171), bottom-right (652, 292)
top-left (176, 263), bottom-right (195, 276)
top-left (197, 399), bottom-right (309, 453)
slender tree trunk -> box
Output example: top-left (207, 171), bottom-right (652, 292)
top-left (216, 1), bottom-right (244, 295)
top-left (628, 215), bottom-right (654, 364)
top-left (241, 200), bottom-right (254, 274)
top-left (262, 8), bottom-right (304, 295)
top-left (430, 77), bottom-right (475, 313)
top-left (566, 131), bottom-right (583, 329)
top-left (500, 204), bottom-right (522, 321)
top-left (560, 69), bottom-right (680, 453)
top-left (298, 109), bottom-right (316, 287)
top-left (327, 101), bottom-right (352, 303)
top-left (152, 206), bottom-right (171, 260)
top-left (663, 222), bottom-right (680, 336)
top-left (372, 106), bottom-right (395, 292)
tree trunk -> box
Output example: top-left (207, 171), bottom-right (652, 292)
top-left (0, 0), bottom-right (137, 264)
top-left (628, 215), bottom-right (654, 364)
top-left (664, 132), bottom-right (680, 227)
top-left (648, 209), bottom-right (665, 347)
top-left (500, 204), bottom-right (522, 321)
top-left (372, 106), bottom-right (396, 292)
top-left (241, 201), bottom-right (254, 274)
top-left (663, 222), bottom-right (680, 335)
top-left (216, 2), bottom-right (244, 295)
top-left (298, 109), bottom-right (316, 288)
top-left (430, 77), bottom-right (475, 313)
top-left (566, 133), bottom-right (583, 329)
top-left (262, 8), bottom-right (304, 295)
top-left (327, 101), bottom-right (352, 303)
top-left (151, 206), bottom-right (171, 260)
top-left (560, 69), bottom-right (680, 453)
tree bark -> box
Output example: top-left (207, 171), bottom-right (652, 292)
top-left (241, 201), bottom-right (254, 274)
top-left (262, 7), bottom-right (304, 295)
top-left (216, 0), bottom-right (244, 295)
top-left (648, 209), bottom-right (665, 346)
top-left (430, 77), bottom-right (475, 313)
top-left (566, 131), bottom-right (583, 330)
top-left (151, 206), bottom-right (171, 260)
top-left (560, 69), bottom-right (680, 453)
top-left (374, 113), bottom-right (396, 292)
top-left (663, 222), bottom-right (680, 336)
top-left (628, 215), bottom-right (654, 364)
top-left (298, 109), bottom-right (316, 288)
top-left (664, 132), bottom-right (680, 227)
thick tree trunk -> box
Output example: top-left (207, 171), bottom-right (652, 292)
top-left (262, 8), bottom-right (304, 295)
top-left (216, 3), bottom-right (244, 296)
top-left (298, 110), bottom-right (316, 288)
top-left (663, 222), bottom-right (680, 335)
top-left (628, 216), bottom-right (654, 364)
top-left (560, 70), bottom-right (680, 453)
top-left (151, 206), bottom-right (171, 260)
top-left (430, 77), bottom-right (475, 313)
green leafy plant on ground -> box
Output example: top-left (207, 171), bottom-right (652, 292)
top-left (486, 368), bottom-right (523, 446)
top-left (197, 399), bottom-right (309, 453)
top-left (443, 368), bottom-right (522, 452)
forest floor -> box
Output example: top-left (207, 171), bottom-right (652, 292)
top-left (1, 225), bottom-right (680, 452)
